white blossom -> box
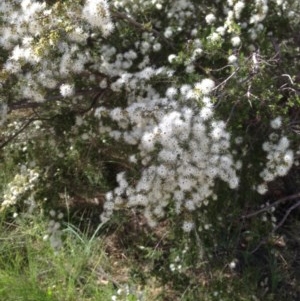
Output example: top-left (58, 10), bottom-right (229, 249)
top-left (270, 116), bottom-right (282, 129)
top-left (82, 0), bottom-right (114, 36)
top-left (195, 79), bottom-right (215, 95)
top-left (182, 221), bottom-right (194, 232)
top-left (205, 13), bottom-right (216, 24)
top-left (59, 83), bottom-right (75, 98)
top-left (228, 54), bottom-right (238, 64)
top-left (231, 36), bottom-right (241, 47)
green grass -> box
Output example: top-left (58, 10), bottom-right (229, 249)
top-left (0, 212), bottom-right (116, 301)
top-left (1, 206), bottom-right (299, 301)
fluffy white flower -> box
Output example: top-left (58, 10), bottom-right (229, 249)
top-left (234, 1), bottom-right (245, 19)
top-left (153, 43), bottom-right (162, 52)
top-left (166, 87), bottom-right (178, 98)
top-left (180, 84), bottom-right (192, 96)
top-left (276, 165), bottom-right (289, 176)
top-left (135, 194), bottom-right (148, 206)
top-left (270, 116), bottom-right (282, 129)
top-left (193, 48), bottom-right (203, 58)
top-left (205, 13), bottom-right (216, 24)
top-left (228, 54), bottom-right (238, 64)
top-left (278, 136), bottom-right (289, 150)
top-left (164, 27), bottom-right (173, 38)
top-left (200, 107), bottom-right (213, 120)
top-left (208, 32), bottom-right (221, 43)
top-left (211, 127), bottom-right (224, 140)
top-left (178, 177), bottom-right (195, 191)
top-left (229, 260), bottom-right (237, 270)
top-left (168, 54), bottom-right (177, 63)
top-left (229, 177), bottom-right (239, 189)
top-left (231, 36), bottom-right (241, 47)
top-left (256, 183), bottom-right (268, 194)
top-left (59, 83), bottom-right (75, 97)
top-left (283, 150), bottom-right (294, 165)
top-left (182, 221), bottom-right (194, 232)
top-left (174, 190), bottom-right (184, 201)
top-left (195, 78), bottom-right (215, 95)
top-left (262, 171), bottom-right (275, 182)
top-left (157, 165), bottom-right (168, 178)
top-left (186, 65), bottom-right (195, 73)
top-left (216, 26), bottom-right (226, 36)
top-left (82, 0), bottom-right (114, 36)
top-left (185, 200), bottom-right (196, 211)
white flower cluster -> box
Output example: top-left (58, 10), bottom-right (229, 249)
top-left (82, 0), bottom-right (114, 37)
top-left (169, 246), bottom-right (188, 272)
top-left (206, 0), bottom-right (291, 62)
top-left (250, 0), bottom-right (269, 24)
top-left (195, 79), bottom-right (215, 95)
top-left (100, 86), bottom-right (240, 230)
top-left (1, 165), bottom-right (39, 209)
top-left (166, 0), bottom-right (195, 27)
top-left (205, 13), bottom-right (216, 25)
top-left (111, 284), bottom-right (144, 301)
top-left (256, 117), bottom-right (294, 194)
top-left (0, 0), bottom-right (114, 104)
top-left (231, 36), bottom-right (241, 47)
top-left (233, 1), bottom-right (246, 19)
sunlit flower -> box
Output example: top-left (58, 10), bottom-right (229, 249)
top-left (59, 83), bottom-right (75, 97)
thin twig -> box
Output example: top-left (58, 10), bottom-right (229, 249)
top-left (241, 192), bottom-right (300, 219)
top-left (272, 199), bottom-right (300, 233)
top-left (226, 99), bottom-right (241, 125)
top-left (247, 194), bottom-right (300, 254)
top-left (212, 67), bottom-right (240, 91)
top-left (8, 101), bottom-right (41, 111)
top-left (0, 116), bottom-right (35, 149)
top-left (8, 88), bottom-right (105, 112)
top-left (250, 200), bottom-right (300, 254)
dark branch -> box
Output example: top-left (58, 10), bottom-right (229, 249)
top-left (8, 100), bottom-right (42, 111)
top-left (0, 117), bottom-right (35, 150)
top-left (241, 192), bottom-right (300, 219)
top-left (272, 199), bottom-right (300, 233)
top-left (7, 87), bottom-right (106, 112)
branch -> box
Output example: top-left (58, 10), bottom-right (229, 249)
top-left (8, 100), bottom-right (42, 111)
top-left (212, 67), bottom-right (240, 91)
top-left (272, 199), bottom-right (300, 233)
top-left (0, 116), bottom-right (35, 149)
top-left (241, 192), bottom-right (300, 219)
top-left (7, 87), bottom-right (105, 112)
top-left (243, 193), bottom-right (300, 254)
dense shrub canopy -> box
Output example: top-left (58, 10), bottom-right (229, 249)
top-left (0, 0), bottom-right (300, 233)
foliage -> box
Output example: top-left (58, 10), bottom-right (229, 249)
top-left (1, 0), bottom-right (300, 299)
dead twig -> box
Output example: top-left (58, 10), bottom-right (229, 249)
top-left (0, 116), bottom-right (35, 149)
top-left (241, 192), bottom-right (300, 219)
top-left (244, 193), bottom-right (300, 254)
top-left (272, 199), bottom-right (300, 233)
top-left (8, 87), bottom-right (106, 112)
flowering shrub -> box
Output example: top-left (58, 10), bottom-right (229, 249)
top-left (0, 0), bottom-right (300, 234)
top-left (1, 165), bottom-right (39, 210)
